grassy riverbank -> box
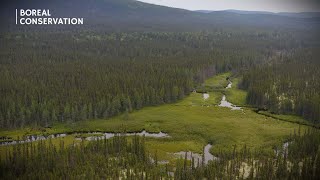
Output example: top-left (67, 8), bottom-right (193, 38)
top-left (0, 73), bottom-right (309, 162)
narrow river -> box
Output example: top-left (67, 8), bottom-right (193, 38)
top-left (174, 144), bottom-right (217, 166)
top-left (0, 131), bottom-right (169, 146)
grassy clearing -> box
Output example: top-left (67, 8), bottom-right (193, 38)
top-left (0, 124), bottom-right (73, 140)
top-left (225, 78), bottom-right (248, 106)
top-left (257, 111), bottom-right (317, 127)
top-left (175, 92), bottom-right (221, 106)
top-left (204, 72), bottom-right (231, 88)
top-left (48, 104), bottom-right (305, 158)
top-left (0, 73), bottom-right (309, 162)
top-left (204, 72), bottom-right (247, 106)
top-left (145, 139), bottom-right (203, 165)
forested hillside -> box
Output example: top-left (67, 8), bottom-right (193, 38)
top-left (1, 0), bottom-right (320, 32)
top-left (241, 48), bottom-right (320, 124)
top-left (1, 29), bottom-right (314, 129)
top-left (1, 0), bottom-right (320, 179)
top-left (0, 0), bottom-right (319, 128)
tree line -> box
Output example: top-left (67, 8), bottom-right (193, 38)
top-left (1, 29), bottom-right (305, 129)
top-left (1, 128), bottom-right (319, 179)
top-left (240, 48), bottom-right (320, 124)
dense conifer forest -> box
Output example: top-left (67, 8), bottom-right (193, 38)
top-left (241, 48), bottom-right (320, 124)
top-left (1, 0), bottom-right (320, 179)
top-left (1, 30), bottom-right (318, 129)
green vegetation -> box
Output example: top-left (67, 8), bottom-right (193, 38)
top-left (1, 130), bottom-right (319, 179)
top-left (225, 78), bottom-right (248, 106)
top-left (241, 48), bottom-right (320, 124)
top-left (1, 28), bottom-right (317, 130)
top-left (174, 129), bottom-right (320, 179)
top-left (175, 91), bottom-right (220, 106)
top-left (0, 136), bottom-right (167, 179)
top-left (204, 72), bottom-right (231, 88)
top-left (0, 0), bottom-right (319, 178)
top-left (203, 72), bottom-right (248, 106)
top-left (72, 105), bottom-right (306, 156)
top-left (1, 30), bottom-right (266, 129)
top-left (0, 74), bottom-right (308, 161)
top-left (257, 111), bottom-right (317, 127)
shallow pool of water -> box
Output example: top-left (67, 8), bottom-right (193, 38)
top-left (84, 131), bottom-right (169, 141)
top-left (203, 93), bottom-right (209, 100)
top-left (173, 144), bottom-right (217, 166)
top-left (219, 95), bottom-right (241, 110)
top-left (226, 82), bottom-right (232, 89)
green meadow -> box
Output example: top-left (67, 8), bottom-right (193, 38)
top-left (0, 73), bottom-right (308, 162)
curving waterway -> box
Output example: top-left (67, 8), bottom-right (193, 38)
top-left (219, 95), bottom-right (242, 110)
top-left (0, 131), bottom-right (169, 146)
top-left (173, 144), bottom-right (218, 166)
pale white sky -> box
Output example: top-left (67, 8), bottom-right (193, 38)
top-left (137, 0), bottom-right (320, 13)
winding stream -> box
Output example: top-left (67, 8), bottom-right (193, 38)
top-left (82, 130), bottom-right (169, 141)
top-left (226, 82), bottom-right (232, 89)
top-left (219, 95), bottom-right (241, 110)
top-left (204, 144), bottom-right (217, 164)
top-left (173, 144), bottom-right (217, 166)
top-left (274, 141), bottom-right (291, 157)
top-left (0, 131), bottom-right (169, 146)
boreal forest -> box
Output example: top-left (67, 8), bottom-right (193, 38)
top-left (0, 0), bottom-right (319, 179)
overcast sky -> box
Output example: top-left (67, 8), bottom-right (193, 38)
top-left (137, 0), bottom-right (320, 13)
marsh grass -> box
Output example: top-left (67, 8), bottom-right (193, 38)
top-left (0, 73), bottom-right (308, 162)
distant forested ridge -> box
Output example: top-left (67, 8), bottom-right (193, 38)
top-left (1, 0), bottom-right (320, 32)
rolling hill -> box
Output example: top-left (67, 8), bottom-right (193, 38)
top-left (1, 0), bottom-right (319, 32)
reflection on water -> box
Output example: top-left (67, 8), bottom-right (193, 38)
top-left (173, 144), bottom-right (218, 166)
top-left (226, 82), bottom-right (232, 89)
top-left (203, 93), bottom-right (209, 100)
top-left (0, 131), bottom-right (169, 146)
top-left (0, 133), bottom-right (67, 146)
top-left (204, 144), bottom-right (217, 164)
top-left (219, 95), bottom-right (241, 110)
top-left (84, 131), bottom-right (169, 141)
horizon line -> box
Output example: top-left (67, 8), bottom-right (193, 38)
top-left (135, 0), bottom-right (320, 14)
top-left (193, 9), bottom-right (320, 14)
